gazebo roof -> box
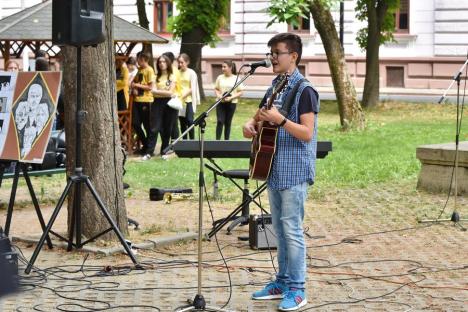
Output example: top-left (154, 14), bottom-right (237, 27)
top-left (0, 0), bottom-right (168, 59)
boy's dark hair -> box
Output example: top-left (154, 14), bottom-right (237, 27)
top-left (267, 32), bottom-right (302, 65)
top-left (162, 51), bottom-right (175, 63)
top-left (136, 51), bottom-right (150, 62)
top-left (35, 57), bottom-right (50, 71)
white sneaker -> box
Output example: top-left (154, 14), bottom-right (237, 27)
top-left (141, 154), bottom-right (151, 161)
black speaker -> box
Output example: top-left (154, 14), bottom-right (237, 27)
top-left (249, 214), bottom-right (277, 250)
top-left (52, 0), bottom-right (105, 46)
top-left (0, 228), bottom-right (18, 298)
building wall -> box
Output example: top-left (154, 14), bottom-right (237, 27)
top-left (434, 0), bottom-right (468, 56)
top-left (0, 0), bottom-right (42, 19)
top-left (2, 0), bottom-right (467, 90)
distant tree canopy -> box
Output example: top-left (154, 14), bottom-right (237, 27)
top-left (355, 0), bottom-right (400, 50)
top-left (169, 0), bottom-right (230, 46)
top-left (169, 0), bottom-right (230, 98)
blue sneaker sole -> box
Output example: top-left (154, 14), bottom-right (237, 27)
top-left (278, 298), bottom-right (308, 311)
top-left (251, 294), bottom-right (284, 300)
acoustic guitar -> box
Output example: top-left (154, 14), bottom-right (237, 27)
top-left (249, 74), bottom-right (289, 180)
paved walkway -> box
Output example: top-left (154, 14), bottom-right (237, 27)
top-left (1, 182), bottom-right (467, 311)
top-left (203, 85), bottom-right (459, 103)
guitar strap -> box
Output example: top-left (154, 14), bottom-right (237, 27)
top-left (278, 78), bottom-right (308, 117)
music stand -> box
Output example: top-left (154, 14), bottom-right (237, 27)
top-left (166, 67), bottom-right (256, 312)
top-left (25, 46), bottom-right (139, 274)
top-left (419, 56), bottom-right (468, 230)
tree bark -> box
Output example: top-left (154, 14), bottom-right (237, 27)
top-left (62, 0), bottom-right (128, 240)
top-left (180, 28), bottom-right (207, 100)
top-left (310, 0), bottom-right (365, 130)
top-left (136, 0), bottom-right (154, 65)
top-left (362, 0), bottom-right (388, 108)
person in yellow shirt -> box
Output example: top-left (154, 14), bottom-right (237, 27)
top-left (214, 60), bottom-right (244, 140)
top-left (162, 52), bottom-right (180, 140)
top-left (131, 51), bottom-right (155, 159)
top-left (152, 55), bottom-right (178, 156)
top-left (176, 53), bottom-right (200, 140)
top-left (116, 56), bottom-right (129, 111)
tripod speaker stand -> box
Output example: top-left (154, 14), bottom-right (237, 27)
top-left (25, 46), bottom-right (139, 274)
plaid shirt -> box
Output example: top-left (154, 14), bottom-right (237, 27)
top-left (263, 69), bottom-right (320, 190)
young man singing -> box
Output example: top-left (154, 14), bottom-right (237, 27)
top-left (243, 33), bottom-right (319, 311)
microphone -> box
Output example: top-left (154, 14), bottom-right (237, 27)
top-left (247, 59), bottom-right (272, 69)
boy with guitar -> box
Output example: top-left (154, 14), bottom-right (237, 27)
top-left (243, 33), bottom-right (319, 311)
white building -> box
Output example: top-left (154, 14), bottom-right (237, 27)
top-left (2, 0), bottom-right (467, 91)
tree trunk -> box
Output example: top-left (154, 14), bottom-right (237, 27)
top-left (62, 0), bottom-right (128, 240)
top-left (362, 0), bottom-right (388, 108)
top-left (136, 0), bottom-right (154, 66)
top-left (310, 0), bottom-right (365, 130)
top-left (180, 28), bottom-right (206, 100)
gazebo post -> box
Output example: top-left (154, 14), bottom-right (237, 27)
top-left (2, 40), bottom-right (10, 65)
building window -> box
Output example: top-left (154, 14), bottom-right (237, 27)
top-left (288, 16), bottom-right (311, 33)
top-left (154, 0), bottom-right (173, 33)
top-left (394, 0), bottom-right (409, 33)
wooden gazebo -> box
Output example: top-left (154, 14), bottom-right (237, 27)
top-left (0, 0), bottom-right (169, 152)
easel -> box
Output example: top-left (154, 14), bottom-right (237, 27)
top-left (0, 161), bottom-right (53, 248)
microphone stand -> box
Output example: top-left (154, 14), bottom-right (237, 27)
top-left (169, 66), bottom-right (257, 312)
top-left (419, 56), bottom-right (468, 230)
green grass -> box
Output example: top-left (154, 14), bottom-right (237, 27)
top-left (123, 98), bottom-right (465, 199)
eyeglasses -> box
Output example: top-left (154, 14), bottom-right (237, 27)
top-left (266, 51), bottom-right (291, 59)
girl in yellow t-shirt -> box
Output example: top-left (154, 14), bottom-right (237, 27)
top-left (176, 53), bottom-right (200, 140)
top-left (131, 51), bottom-right (155, 159)
top-left (152, 55), bottom-right (178, 156)
top-left (214, 60), bottom-right (244, 140)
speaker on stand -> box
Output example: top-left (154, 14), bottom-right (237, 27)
top-left (26, 0), bottom-right (139, 274)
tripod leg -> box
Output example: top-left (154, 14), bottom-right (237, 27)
top-left (67, 178), bottom-right (83, 251)
top-left (84, 178), bottom-right (138, 265)
top-left (25, 178), bottom-right (74, 274)
top-left (208, 203), bottom-right (244, 238)
top-left (208, 183), bottom-right (267, 238)
top-left (4, 163), bottom-right (20, 236)
top-left (22, 165), bottom-right (53, 249)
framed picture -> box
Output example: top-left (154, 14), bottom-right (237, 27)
top-left (0, 71), bottom-right (62, 163)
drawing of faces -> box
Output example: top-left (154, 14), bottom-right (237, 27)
top-left (22, 125), bottom-right (37, 157)
top-left (35, 103), bottom-right (50, 130)
top-left (15, 102), bottom-right (28, 130)
top-left (28, 84), bottom-right (43, 107)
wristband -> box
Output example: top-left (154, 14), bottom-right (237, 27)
top-left (279, 117), bottom-right (287, 127)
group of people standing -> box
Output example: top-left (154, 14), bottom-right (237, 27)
top-left (115, 52), bottom-right (243, 160)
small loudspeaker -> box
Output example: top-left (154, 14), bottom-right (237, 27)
top-left (52, 0), bottom-right (105, 46)
top-left (249, 214), bottom-right (277, 250)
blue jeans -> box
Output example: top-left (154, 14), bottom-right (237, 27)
top-left (268, 182), bottom-right (308, 289)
